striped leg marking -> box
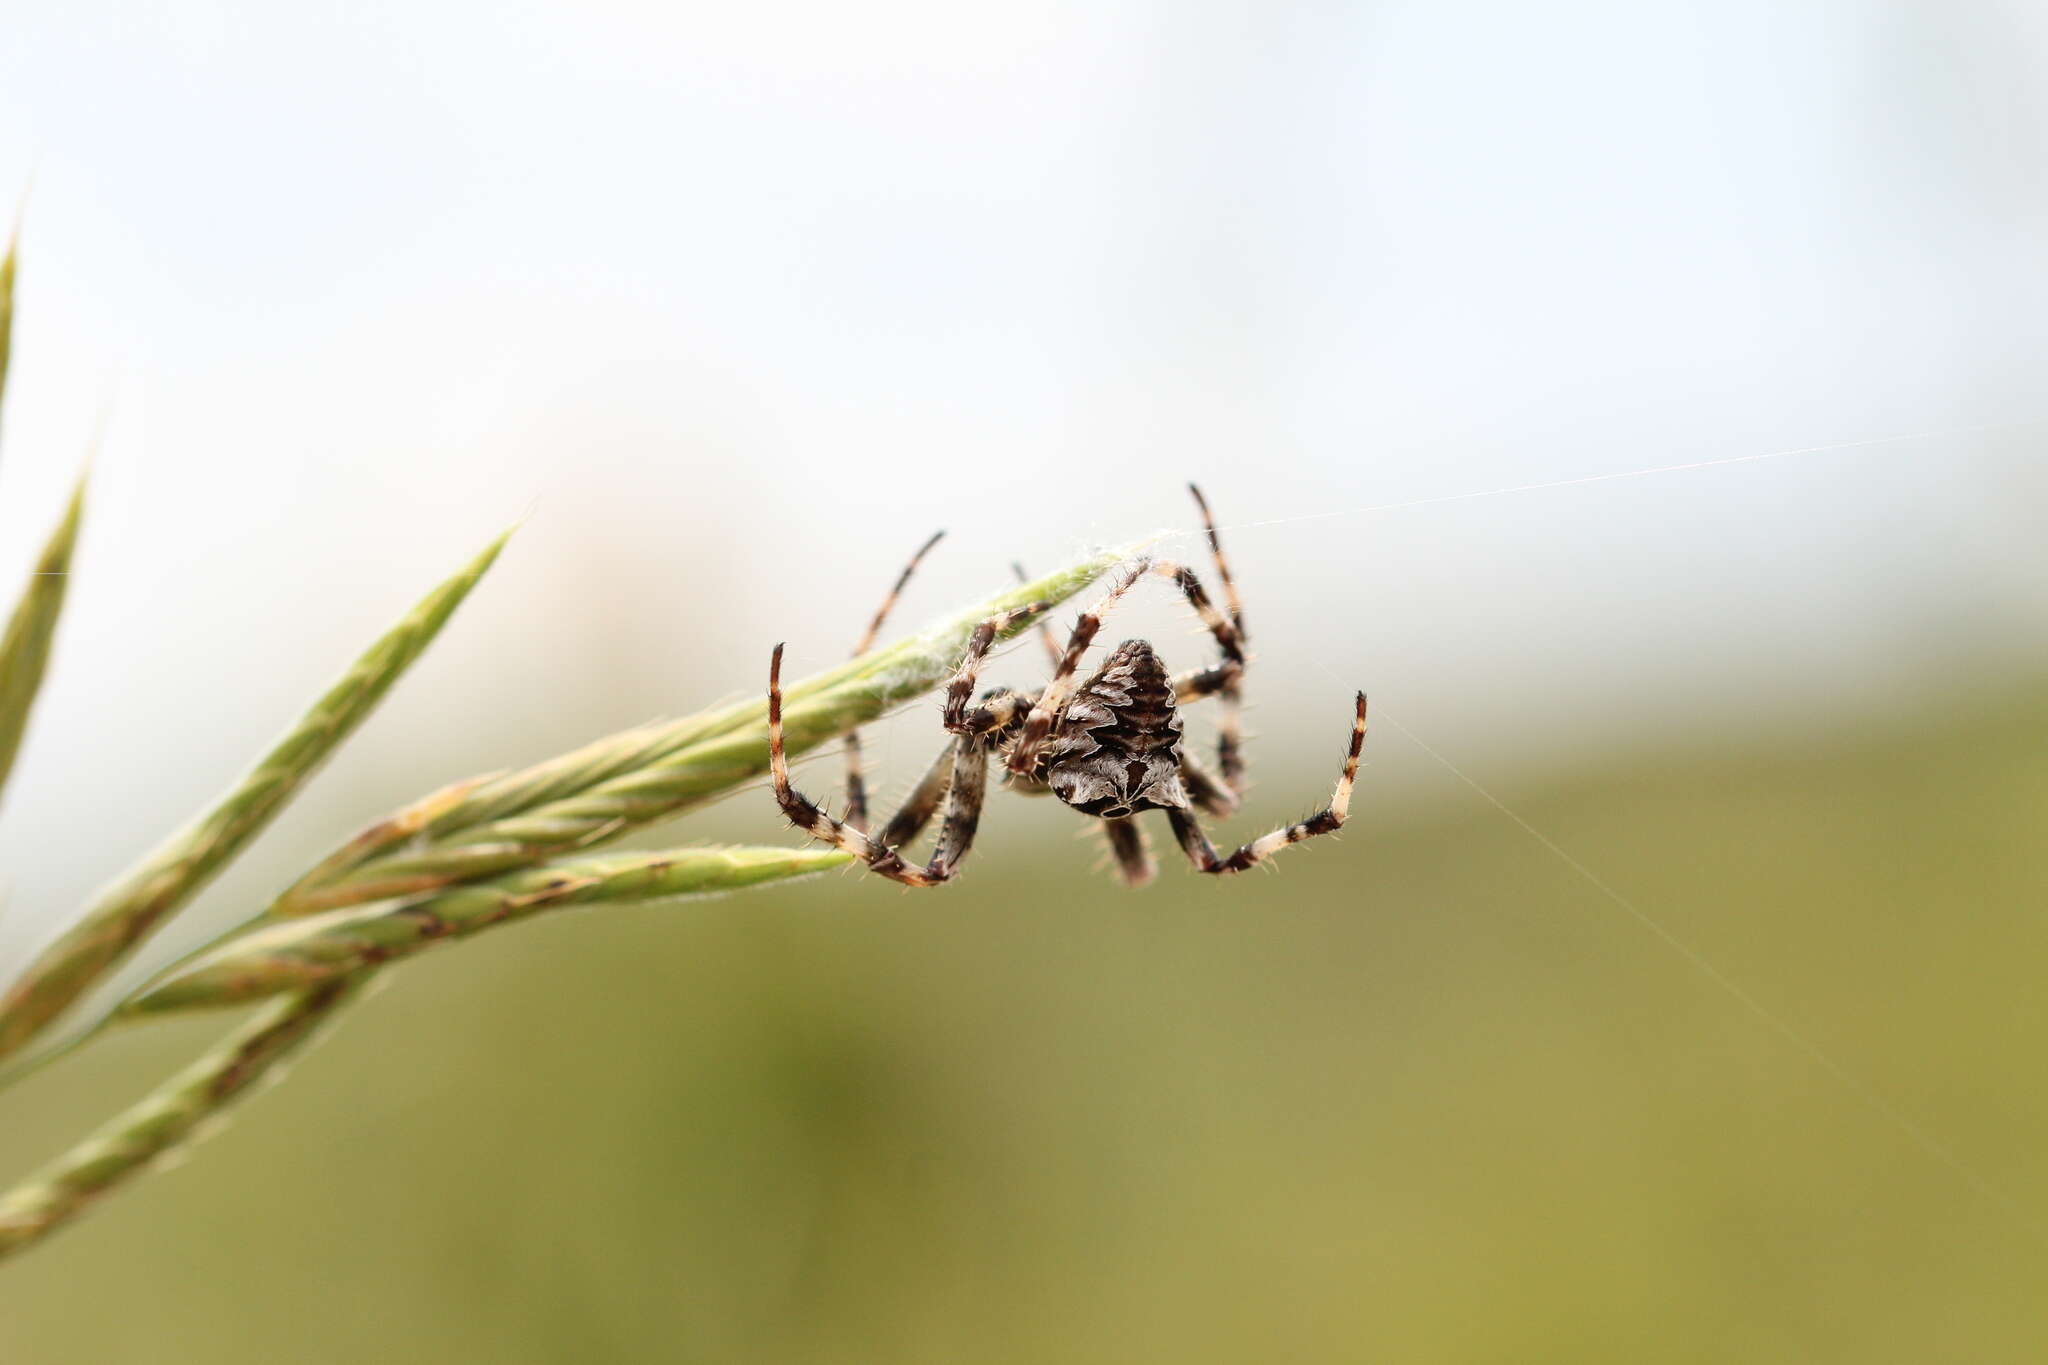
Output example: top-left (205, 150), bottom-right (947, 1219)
top-left (770, 643), bottom-right (995, 888)
top-left (844, 530), bottom-right (945, 832)
top-left (944, 608), bottom-right (1050, 735)
top-left (1187, 483), bottom-right (1246, 639)
top-left (1187, 483), bottom-right (1249, 797)
top-left (1152, 556), bottom-right (1247, 789)
top-left (1168, 692), bottom-right (1366, 875)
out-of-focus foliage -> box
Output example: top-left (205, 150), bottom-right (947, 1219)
top-left (1, 679), bottom-right (2040, 1362)
top-left (0, 233), bottom-right (14, 422)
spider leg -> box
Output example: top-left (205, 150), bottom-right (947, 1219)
top-left (771, 644), bottom-right (953, 885)
top-left (1087, 553), bottom-right (1248, 820)
top-left (1147, 560), bottom-right (1248, 678)
top-left (863, 680), bottom-right (1040, 884)
top-left (1179, 748), bottom-right (1241, 818)
top-left (770, 644), bottom-right (888, 862)
top-left (1168, 664), bottom-right (1238, 703)
top-left (1170, 661), bottom-right (1250, 800)
top-left (1082, 555), bottom-right (1254, 776)
top-left (1187, 484), bottom-right (1249, 797)
top-left (1010, 562), bottom-right (1066, 668)
top-left (1187, 483), bottom-right (1245, 637)
top-left (770, 645), bottom-right (1022, 887)
top-left (916, 738), bottom-right (993, 883)
top-left (842, 530), bottom-right (945, 832)
top-left (1167, 692), bottom-right (1366, 875)
top-left (872, 738), bottom-right (956, 849)
top-left (851, 732), bottom-right (998, 885)
top-left (873, 684), bottom-right (1039, 849)
top-left (943, 608), bottom-right (1052, 733)
top-left (1099, 816), bottom-right (1157, 886)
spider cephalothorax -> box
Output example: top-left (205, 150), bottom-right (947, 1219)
top-left (767, 485), bottom-right (1366, 887)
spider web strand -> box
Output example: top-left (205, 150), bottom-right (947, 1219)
top-left (1197, 417), bottom-right (2048, 537)
top-left (1376, 708), bottom-right (2048, 1248)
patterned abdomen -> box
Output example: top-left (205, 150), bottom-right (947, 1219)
top-left (1038, 640), bottom-right (1192, 816)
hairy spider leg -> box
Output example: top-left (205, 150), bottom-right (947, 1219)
top-left (1010, 562), bottom-right (1066, 668)
top-left (872, 737), bottom-right (956, 849)
top-left (768, 606), bottom-right (1043, 887)
top-left (1100, 815), bottom-right (1157, 886)
top-left (842, 529), bottom-right (946, 832)
top-left (1186, 483), bottom-right (1246, 638)
top-left (942, 605), bottom-right (1051, 732)
top-left (771, 643), bottom-right (957, 885)
top-left (1187, 483), bottom-right (1250, 797)
top-left (1168, 692), bottom-right (1367, 874)
top-left (1178, 748), bottom-right (1241, 818)
top-left (875, 680), bottom-right (1040, 853)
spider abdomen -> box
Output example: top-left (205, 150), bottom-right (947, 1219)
top-left (1040, 640), bottom-right (1192, 818)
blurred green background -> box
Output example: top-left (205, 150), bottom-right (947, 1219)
top-left (2, 673), bottom-right (2041, 1362)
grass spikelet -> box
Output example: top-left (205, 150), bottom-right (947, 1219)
top-left (0, 474), bottom-right (83, 804)
top-left (269, 546), bottom-right (1131, 916)
top-left (0, 530), bottom-right (512, 1065)
top-left (126, 846), bottom-right (851, 1014)
top-left (0, 250), bottom-right (1147, 1268)
top-left (0, 540), bottom-right (1134, 1263)
top-left (0, 981), bottom-right (359, 1262)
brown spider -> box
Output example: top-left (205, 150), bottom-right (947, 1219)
top-left (767, 485), bottom-right (1367, 886)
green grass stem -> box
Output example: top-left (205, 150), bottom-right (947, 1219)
top-left (126, 847), bottom-right (850, 1015)
top-left (268, 546), bottom-right (1130, 916)
top-left (0, 531), bottom-right (511, 1066)
top-left (0, 543), bottom-right (1133, 1264)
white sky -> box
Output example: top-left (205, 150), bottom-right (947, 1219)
top-left (0, 0), bottom-right (2044, 962)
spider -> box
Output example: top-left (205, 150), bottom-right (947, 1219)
top-left (766, 485), bottom-right (1367, 886)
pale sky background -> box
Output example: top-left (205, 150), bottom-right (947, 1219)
top-left (0, 0), bottom-right (2044, 972)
